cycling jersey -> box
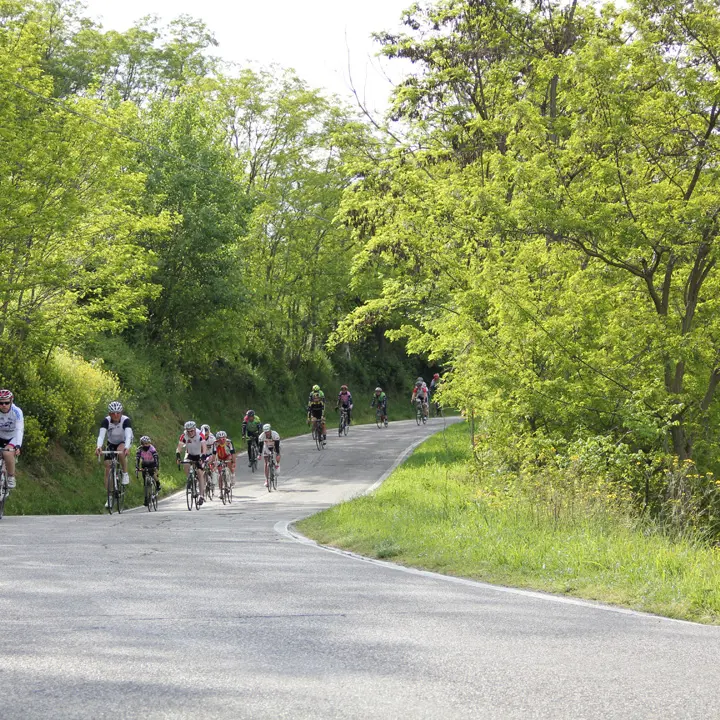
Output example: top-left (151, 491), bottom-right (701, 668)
top-left (337, 390), bottom-right (353, 407)
top-left (204, 433), bottom-right (216, 452)
top-left (308, 392), bottom-right (325, 410)
top-left (0, 404), bottom-right (24, 447)
top-left (372, 392), bottom-right (387, 406)
top-left (243, 416), bottom-right (262, 436)
top-left (258, 430), bottom-right (280, 457)
top-left (136, 445), bottom-right (159, 467)
top-left (214, 440), bottom-right (235, 461)
top-left (412, 384), bottom-right (429, 401)
top-left (97, 414), bottom-right (133, 449)
top-left (178, 430), bottom-right (205, 456)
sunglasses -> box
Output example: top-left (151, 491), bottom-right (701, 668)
top-left (0, 401), bottom-right (11, 406)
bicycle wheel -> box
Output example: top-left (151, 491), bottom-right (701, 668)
top-left (186, 468), bottom-right (194, 511)
top-left (271, 458), bottom-right (278, 491)
top-left (313, 424), bottom-right (322, 450)
top-left (144, 474), bottom-right (153, 511)
top-left (250, 443), bottom-right (258, 473)
top-left (422, 409), bottom-right (427, 425)
top-left (113, 466), bottom-right (124, 514)
top-left (206, 471), bottom-right (214, 501)
top-left (266, 461), bottom-right (273, 492)
top-left (151, 482), bottom-right (158, 511)
top-left (220, 468), bottom-right (227, 505)
top-left (343, 414), bottom-right (349, 436)
top-left (376, 411), bottom-right (382, 428)
top-left (0, 469), bottom-right (7, 520)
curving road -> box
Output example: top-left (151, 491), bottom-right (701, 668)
top-left (0, 417), bottom-right (718, 719)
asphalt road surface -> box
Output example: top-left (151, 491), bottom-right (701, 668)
top-left (1, 417), bottom-right (719, 719)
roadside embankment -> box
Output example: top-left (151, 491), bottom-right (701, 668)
top-left (297, 422), bottom-right (720, 624)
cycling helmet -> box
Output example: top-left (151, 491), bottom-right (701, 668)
top-left (184, 420), bottom-right (197, 430)
top-left (247, 409), bottom-right (255, 417)
top-left (140, 436), bottom-right (152, 445)
top-left (108, 401), bottom-right (123, 413)
top-left (263, 423), bottom-right (271, 432)
top-left (312, 384), bottom-right (320, 392)
top-left (433, 373), bottom-right (440, 379)
top-left (341, 384), bottom-right (348, 391)
top-left (216, 430), bottom-right (227, 439)
top-left (0, 389), bottom-right (13, 402)
top-left (416, 377), bottom-right (424, 383)
top-left (375, 387), bottom-right (382, 393)
top-left (201, 424), bottom-right (211, 435)
top-left (415, 380), bottom-right (422, 387)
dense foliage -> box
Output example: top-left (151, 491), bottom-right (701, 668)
top-left (334, 0), bottom-right (720, 536)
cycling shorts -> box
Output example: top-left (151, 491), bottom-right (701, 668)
top-left (309, 407), bottom-right (324, 419)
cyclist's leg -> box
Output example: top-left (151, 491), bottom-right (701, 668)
top-left (263, 455), bottom-right (269, 484)
top-left (116, 443), bottom-right (129, 483)
top-left (197, 463), bottom-right (206, 499)
top-left (2, 448), bottom-right (15, 488)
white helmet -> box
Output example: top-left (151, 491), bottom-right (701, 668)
top-left (201, 424), bottom-right (211, 435)
top-left (263, 423), bottom-right (271, 432)
top-left (108, 401), bottom-right (123, 413)
top-left (216, 430), bottom-right (227, 439)
top-left (184, 420), bottom-right (197, 430)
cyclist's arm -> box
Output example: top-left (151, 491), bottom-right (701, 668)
top-left (122, 418), bottom-right (133, 448)
top-left (9, 406), bottom-right (24, 448)
top-left (96, 420), bottom-right (108, 450)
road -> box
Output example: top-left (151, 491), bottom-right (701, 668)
top-left (0, 417), bottom-right (718, 719)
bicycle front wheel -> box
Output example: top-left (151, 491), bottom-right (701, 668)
top-left (313, 425), bottom-right (322, 450)
top-left (115, 487), bottom-right (124, 514)
top-left (0, 472), bottom-right (7, 520)
top-left (186, 472), bottom-right (194, 511)
top-left (220, 469), bottom-right (227, 505)
top-left (144, 476), bottom-right (153, 511)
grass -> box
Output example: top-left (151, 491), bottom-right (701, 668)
top-left (297, 422), bottom-right (720, 624)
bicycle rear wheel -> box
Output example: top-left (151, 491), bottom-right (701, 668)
top-left (343, 413), bottom-right (349, 436)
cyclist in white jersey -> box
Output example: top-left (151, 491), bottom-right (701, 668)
top-left (176, 420), bottom-right (208, 505)
top-left (258, 423), bottom-right (281, 488)
top-left (0, 389), bottom-right (24, 489)
top-left (95, 401), bottom-right (133, 504)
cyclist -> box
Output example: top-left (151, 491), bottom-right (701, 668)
top-left (96, 401), bottom-right (133, 506)
top-left (411, 377), bottom-right (430, 418)
top-left (176, 420), bottom-right (207, 506)
top-left (371, 387), bottom-right (388, 427)
top-left (258, 423), bottom-right (281, 487)
top-left (429, 372), bottom-right (441, 414)
top-left (0, 389), bottom-right (23, 491)
top-left (242, 410), bottom-right (262, 466)
top-left (307, 384), bottom-right (326, 444)
top-left (335, 385), bottom-right (353, 434)
top-left (200, 423), bottom-right (216, 479)
top-left (213, 430), bottom-right (236, 493)
top-left (135, 436), bottom-right (160, 505)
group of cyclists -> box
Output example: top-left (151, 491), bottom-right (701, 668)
top-left (0, 373), bottom-right (442, 511)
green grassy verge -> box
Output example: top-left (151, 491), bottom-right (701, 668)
top-left (296, 422), bottom-right (720, 624)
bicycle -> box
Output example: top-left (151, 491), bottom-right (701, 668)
top-left (265, 449), bottom-right (278, 492)
top-left (100, 450), bottom-right (125, 515)
top-left (431, 400), bottom-right (443, 417)
top-left (0, 454), bottom-right (10, 520)
top-left (311, 416), bottom-right (325, 450)
top-left (218, 461), bottom-right (233, 505)
top-left (247, 437), bottom-right (259, 473)
top-left (375, 406), bottom-right (388, 428)
top-left (338, 407), bottom-right (350, 436)
top-left (415, 398), bottom-right (427, 425)
top-left (182, 460), bottom-right (201, 511)
top-left (138, 467), bottom-right (158, 512)
top-left (204, 459), bottom-right (215, 501)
